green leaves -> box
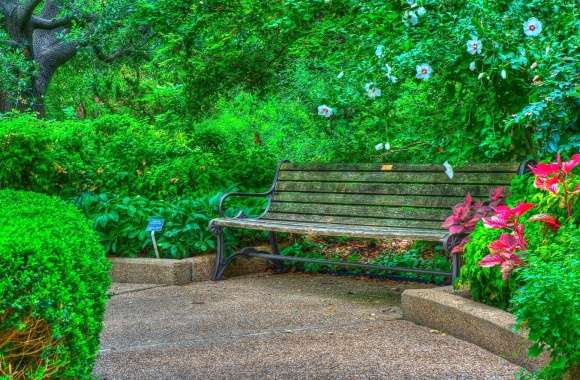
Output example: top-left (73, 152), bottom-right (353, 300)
top-left (0, 190), bottom-right (110, 377)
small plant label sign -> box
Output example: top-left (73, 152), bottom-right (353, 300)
top-left (146, 218), bottom-right (165, 232)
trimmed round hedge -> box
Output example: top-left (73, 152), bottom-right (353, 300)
top-left (0, 190), bottom-right (110, 378)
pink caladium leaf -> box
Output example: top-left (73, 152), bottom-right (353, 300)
top-left (482, 214), bottom-right (510, 229)
top-left (489, 187), bottom-right (505, 202)
top-left (451, 236), bottom-right (471, 255)
top-left (479, 252), bottom-right (524, 280)
top-left (511, 203), bottom-right (536, 218)
top-left (528, 213), bottom-right (561, 233)
top-left (534, 174), bottom-right (560, 194)
top-left (479, 253), bottom-right (504, 267)
top-left (483, 203), bottom-right (535, 229)
top-left (529, 162), bottom-right (560, 177)
top-left (561, 153), bottom-right (580, 174)
top-left (499, 253), bottom-right (524, 280)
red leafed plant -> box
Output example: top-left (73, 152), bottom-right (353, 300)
top-left (479, 220), bottom-right (530, 280)
top-left (478, 152), bottom-right (579, 280)
top-left (529, 152), bottom-right (580, 219)
top-left (442, 187), bottom-right (506, 254)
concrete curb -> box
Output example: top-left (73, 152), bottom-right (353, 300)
top-left (110, 254), bottom-right (270, 285)
top-left (401, 286), bottom-right (549, 371)
top-left (110, 257), bottom-right (193, 285)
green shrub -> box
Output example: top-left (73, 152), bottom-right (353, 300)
top-left (0, 114), bottom-right (224, 199)
top-left (512, 224), bottom-right (580, 379)
top-left (0, 190), bottom-right (110, 378)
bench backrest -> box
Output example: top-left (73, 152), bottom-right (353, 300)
top-left (264, 162), bottom-right (522, 231)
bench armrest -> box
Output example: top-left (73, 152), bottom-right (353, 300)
top-left (218, 191), bottom-right (273, 218)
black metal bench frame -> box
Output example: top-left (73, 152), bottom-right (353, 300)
top-left (209, 161), bottom-right (528, 283)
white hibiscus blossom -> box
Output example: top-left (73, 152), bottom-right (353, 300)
top-left (365, 83), bottom-right (382, 98)
top-left (500, 69), bottom-right (507, 79)
top-left (469, 61), bottom-right (476, 71)
top-left (466, 38), bottom-right (483, 55)
top-left (317, 105), bottom-right (334, 118)
top-left (384, 64), bottom-right (398, 83)
top-left (416, 7), bottom-right (426, 17)
top-left (375, 142), bottom-right (391, 151)
top-left (375, 45), bottom-right (385, 57)
top-left (415, 64), bottom-right (433, 80)
top-left (404, 11), bottom-right (418, 26)
top-left (523, 17), bottom-right (542, 36)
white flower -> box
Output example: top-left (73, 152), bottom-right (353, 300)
top-left (317, 105), bottom-right (334, 118)
top-left (500, 69), bottom-right (507, 79)
top-left (415, 63), bottom-right (432, 80)
top-left (337, 71), bottom-right (344, 79)
top-left (406, 0), bottom-right (417, 6)
top-left (477, 72), bottom-right (485, 80)
top-left (416, 7), bottom-right (426, 16)
top-left (466, 38), bottom-right (483, 55)
top-left (375, 142), bottom-right (391, 151)
top-left (523, 17), bottom-right (542, 37)
top-left (469, 61), bottom-right (476, 71)
top-left (384, 64), bottom-right (398, 83)
top-left (375, 45), bottom-right (385, 58)
top-left (404, 11), bottom-right (418, 26)
top-left (443, 161), bottom-right (454, 180)
top-left (365, 83), bottom-right (382, 98)
top-left (530, 62), bottom-right (538, 70)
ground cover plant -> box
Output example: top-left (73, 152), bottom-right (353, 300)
top-left (0, 190), bottom-right (110, 379)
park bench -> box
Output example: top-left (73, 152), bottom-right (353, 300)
top-left (209, 161), bottom-right (527, 282)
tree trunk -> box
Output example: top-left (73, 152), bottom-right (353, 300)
top-left (1, 0), bottom-right (78, 117)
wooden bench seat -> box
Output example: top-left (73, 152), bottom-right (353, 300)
top-left (210, 218), bottom-right (445, 241)
top-left (209, 161), bottom-right (525, 282)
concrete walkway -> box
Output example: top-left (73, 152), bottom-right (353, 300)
top-left (95, 273), bottom-right (521, 379)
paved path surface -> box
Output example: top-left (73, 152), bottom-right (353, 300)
top-left (95, 273), bottom-right (521, 379)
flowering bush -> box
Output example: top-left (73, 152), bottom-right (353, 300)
top-left (458, 153), bottom-right (578, 300)
top-left (457, 153), bottom-right (579, 377)
top-left (476, 153), bottom-right (579, 281)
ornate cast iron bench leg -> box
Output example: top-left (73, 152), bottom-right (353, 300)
top-left (210, 223), bottom-right (227, 281)
top-left (269, 232), bottom-right (285, 273)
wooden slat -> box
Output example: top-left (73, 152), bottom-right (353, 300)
top-left (263, 212), bottom-right (444, 230)
top-left (276, 181), bottom-right (499, 197)
top-left (269, 202), bottom-right (449, 221)
top-left (212, 218), bottom-right (445, 240)
top-left (281, 162), bottom-right (520, 173)
top-left (278, 170), bottom-right (514, 185)
top-left (272, 192), bottom-right (469, 208)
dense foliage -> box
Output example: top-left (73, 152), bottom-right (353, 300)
top-left (0, 1), bottom-right (578, 376)
top-left (2, 0), bottom-right (576, 160)
top-left (512, 226), bottom-right (579, 380)
top-left (0, 190), bottom-right (110, 379)
top-left (457, 155), bottom-right (579, 378)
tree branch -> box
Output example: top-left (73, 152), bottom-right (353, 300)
top-left (92, 45), bottom-right (132, 63)
top-left (19, 0), bottom-right (42, 23)
top-left (32, 15), bottom-right (72, 30)
top-left (2, 39), bottom-right (20, 48)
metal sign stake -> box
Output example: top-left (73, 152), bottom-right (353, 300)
top-left (151, 231), bottom-right (160, 259)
